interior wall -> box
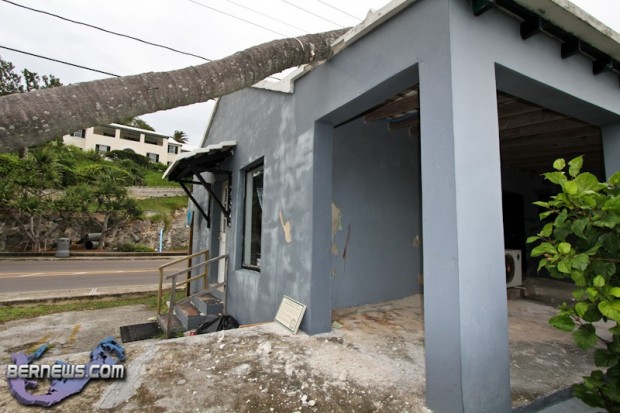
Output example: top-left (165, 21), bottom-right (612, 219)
top-left (500, 166), bottom-right (549, 278)
top-left (331, 118), bottom-right (421, 309)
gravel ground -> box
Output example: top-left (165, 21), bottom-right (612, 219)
top-left (0, 292), bottom-right (599, 412)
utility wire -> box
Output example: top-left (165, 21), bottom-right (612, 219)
top-left (188, 0), bottom-right (289, 38)
top-left (0, 0), bottom-right (213, 62)
top-left (317, 0), bottom-right (363, 21)
top-left (280, 0), bottom-right (345, 28)
top-left (0, 45), bottom-right (120, 77)
top-left (226, 0), bottom-right (310, 33)
top-left (2, 0), bottom-right (282, 81)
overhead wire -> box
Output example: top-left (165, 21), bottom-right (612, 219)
top-left (2, 0), bottom-right (285, 81)
top-left (0, 0), bottom-right (213, 62)
top-left (316, 0), bottom-right (363, 21)
top-left (188, 0), bottom-right (289, 38)
top-left (226, 0), bottom-right (310, 33)
top-left (280, 0), bottom-right (345, 28)
top-left (0, 45), bottom-right (120, 77)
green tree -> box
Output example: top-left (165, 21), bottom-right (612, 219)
top-left (172, 130), bottom-right (188, 144)
top-left (117, 116), bottom-right (155, 131)
top-left (0, 143), bottom-right (79, 251)
top-left (529, 156), bottom-right (620, 411)
top-left (0, 56), bottom-right (61, 97)
top-left (70, 163), bottom-right (142, 249)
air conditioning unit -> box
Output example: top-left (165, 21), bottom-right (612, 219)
top-left (505, 249), bottom-right (523, 288)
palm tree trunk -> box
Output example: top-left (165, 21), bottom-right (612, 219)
top-left (0, 29), bottom-right (347, 153)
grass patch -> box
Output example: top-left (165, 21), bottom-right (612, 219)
top-left (0, 290), bottom-right (185, 325)
top-left (137, 196), bottom-right (188, 214)
top-left (144, 170), bottom-right (178, 187)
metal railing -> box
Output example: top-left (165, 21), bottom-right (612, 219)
top-left (157, 249), bottom-right (229, 337)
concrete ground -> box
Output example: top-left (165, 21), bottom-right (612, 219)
top-left (0, 278), bottom-right (605, 412)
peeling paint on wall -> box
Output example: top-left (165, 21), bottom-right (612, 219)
top-left (278, 209), bottom-right (292, 243)
top-left (331, 202), bottom-right (342, 255)
top-left (413, 235), bottom-right (421, 248)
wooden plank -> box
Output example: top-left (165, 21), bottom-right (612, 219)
top-left (499, 118), bottom-right (592, 140)
top-left (498, 100), bottom-right (545, 119)
top-left (365, 94), bottom-right (419, 122)
top-left (498, 110), bottom-right (569, 130)
top-left (500, 134), bottom-right (601, 152)
top-left (388, 115), bottom-right (420, 130)
top-left (502, 144), bottom-right (602, 161)
top-left (496, 93), bottom-right (518, 104)
top-left (499, 126), bottom-right (599, 145)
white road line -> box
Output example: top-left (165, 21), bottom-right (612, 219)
top-left (90, 288), bottom-right (98, 295)
top-left (74, 272), bottom-right (87, 275)
top-left (18, 273), bottom-right (44, 277)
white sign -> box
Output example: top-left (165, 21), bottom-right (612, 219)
top-left (274, 295), bottom-right (306, 334)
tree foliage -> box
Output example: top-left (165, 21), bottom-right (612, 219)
top-left (117, 116), bottom-right (155, 131)
top-left (0, 143), bottom-right (78, 251)
top-left (172, 130), bottom-right (188, 144)
top-left (529, 156), bottom-right (620, 410)
top-left (69, 164), bottom-right (142, 248)
top-left (0, 55), bottom-right (61, 97)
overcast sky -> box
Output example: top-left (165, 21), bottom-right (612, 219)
top-left (0, 0), bottom-right (618, 147)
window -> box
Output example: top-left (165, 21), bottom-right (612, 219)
top-left (71, 129), bottom-right (84, 138)
top-left (147, 152), bottom-right (160, 163)
top-left (168, 145), bottom-right (179, 154)
top-left (93, 126), bottom-right (116, 137)
top-left (243, 164), bottom-right (263, 269)
top-left (95, 144), bottom-right (110, 154)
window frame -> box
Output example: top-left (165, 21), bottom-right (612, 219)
top-left (95, 144), bottom-right (110, 154)
top-left (242, 163), bottom-right (264, 271)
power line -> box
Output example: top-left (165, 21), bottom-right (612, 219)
top-left (317, 0), bottom-right (363, 21)
top-left (188, 0), bottom-right (289, 38)
top-left (0, 45), bottom-right (120, 77)
top-left (226, 0), bottom-right (310, 33)
top-left (0, 0), bottom-right (213, 62)
top-left (280, 0), bottom-right (345, 28)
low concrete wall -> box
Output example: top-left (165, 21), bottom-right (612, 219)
top-left (128, 186), bottom-right (185, 199)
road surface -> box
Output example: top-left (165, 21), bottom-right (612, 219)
top-left (0, 258), bottom-right (183, 294)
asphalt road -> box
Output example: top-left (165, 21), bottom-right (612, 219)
top-left (0, 258), bottom-right (180, 294)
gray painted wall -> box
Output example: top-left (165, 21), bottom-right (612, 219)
top-left (195, 0), bottom-right (620, 411)
top-left (331, 118), bottom-right (421, 309)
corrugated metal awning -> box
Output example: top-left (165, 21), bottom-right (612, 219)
top-left (163, 141), bottom-right (236, 182)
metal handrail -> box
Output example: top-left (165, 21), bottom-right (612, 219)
top-left (157, 250), bottom-right (229, 337)
top-left (157, 249), bottom-right (209, 314)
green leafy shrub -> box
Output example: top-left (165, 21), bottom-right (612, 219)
top-left (528, 156), bottom-right (620, 410)
top-left (116, 243), bottom-right (155, 252)
top-left (107, 149), bottom-right (151, 167)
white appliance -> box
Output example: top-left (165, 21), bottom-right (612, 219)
top-left (505, 249), bottom-right (523, 288)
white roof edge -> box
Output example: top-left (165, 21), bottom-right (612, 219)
top-left (251, 0), bottom-right (419, 94)
top-left (162, 140), bottom-right (237, 180)
top-left (330, 0), bottom-right (420, 55)
top-left (108, 123), bottom-right (170, 138)
top-left (513, 0), bottom-right (620, 61)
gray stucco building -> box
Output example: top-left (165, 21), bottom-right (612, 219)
top-left (165, 0), bottom-right (620, 411)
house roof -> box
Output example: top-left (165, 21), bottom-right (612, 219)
top-left (253, 0), bottom-right (620, 94)
top-left (109, 123), bottom-right (171, 138)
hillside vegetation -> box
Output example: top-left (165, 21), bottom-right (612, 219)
top-left (0, 141), bottom-right (188, 251)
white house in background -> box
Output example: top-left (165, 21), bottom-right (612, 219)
top-left (62, 123), bottom-right (187, 165)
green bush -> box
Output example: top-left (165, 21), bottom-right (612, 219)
top-left (529, 156), bottom-right (620, 411)
top-left (107, 150), bottom-right (150, 167)
top-left (116, 243), bottom-right (155, 252)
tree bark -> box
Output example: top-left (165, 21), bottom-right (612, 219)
top-left (0, 29), bottom-right (347, 153)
